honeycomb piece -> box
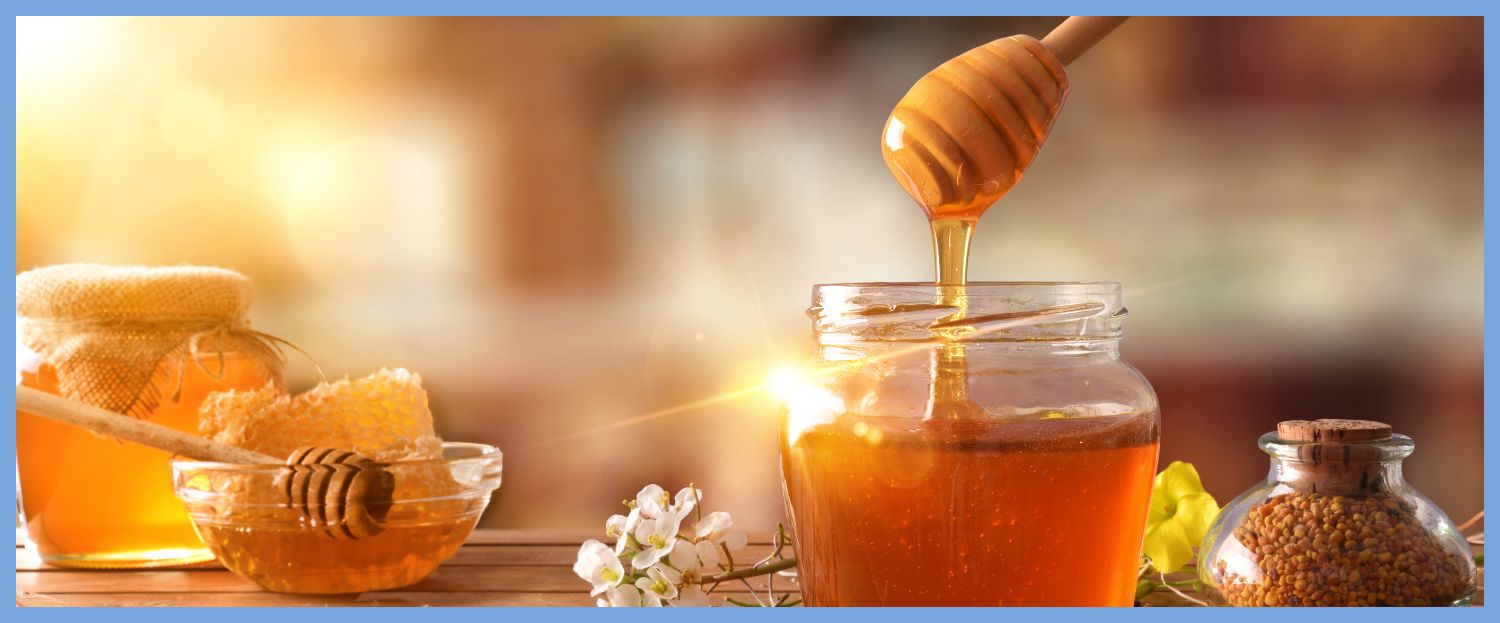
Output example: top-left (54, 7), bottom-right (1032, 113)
top-left (200, 368), bottom-right (442, 462)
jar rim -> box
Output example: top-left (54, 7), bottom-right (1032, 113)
top-left (810, 281), bottom-right (1125, 343)
top-left (813, 281), bottom-right (1121, 295)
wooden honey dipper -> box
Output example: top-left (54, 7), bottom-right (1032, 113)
top-left (882, 16), bottom-right (1129, 219)
top-left (16, 385), bottom-right (395, 540)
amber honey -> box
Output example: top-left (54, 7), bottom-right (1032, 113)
top-left (782, 411), bottom-right (1158, 606)
top-left (16, 355), bottom-right (272, 567)
top-left (195, 511), bottom-right (476, 594)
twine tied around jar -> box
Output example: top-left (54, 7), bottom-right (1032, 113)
top-left (16, 264), bottom-right (304, 419)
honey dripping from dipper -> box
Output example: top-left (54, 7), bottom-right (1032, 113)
top-left (881, 32), bottom-right (1070, 417)
top-left (776, 18), bottom-right (1155, 607)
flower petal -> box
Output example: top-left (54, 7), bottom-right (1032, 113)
top-left (1153, 462), bottom-right (1205, 508)
top-left (634, 576), bottom-right (671, 604)
top-left (637, 484), bottom-right (669, 516)
top-left (667, 540), bottom-right (698, 570)
top-left (633, 546), bottom-right (666, 570)
top-left (695, 511), bottom-right (732, 540)
top-left (674, 486), bottom-right (703, 515)
top-left (656, 511), bottom-right (685, 541)
top-left (651, 563), bottom-right (683, 587)
top-left (1142, 518), bottom-right (1193, 573)
top-left (647, 566), bottom-right (681, 599)
top-left (606, 514), bottom-right (630, 539)
top-left (722, 529), bottom-right (748, 551)
top-left (605, 585), bottom-right (643, 607)
top-left (673, 585), bottom-right (711, 607)
top-left (694, 539), bottom-right (721, 570)
top-left (1173, 491), bottom-right (1221, 544)
top-left (633, 516), bottom-right (659, 544)
top-left (573, 540), bottom-right (610, 582)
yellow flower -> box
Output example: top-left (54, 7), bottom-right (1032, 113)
top-left (1142, 461), bottom-right (1219, 574)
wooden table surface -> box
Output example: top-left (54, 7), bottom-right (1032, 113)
top-left (16, 529), bottom-right (1483, 607)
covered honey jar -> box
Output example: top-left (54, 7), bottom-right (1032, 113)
top-left (16, 264), bottom-right (285, 567)
top-left (1197, 419), bottom-right (1476, 606)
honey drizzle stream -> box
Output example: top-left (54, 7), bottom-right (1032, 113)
top-left (927, 217), bottom-right (981, 419)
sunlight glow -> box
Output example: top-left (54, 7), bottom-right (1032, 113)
top-left (17, 17), bottom-right (125, 92)
top-left (781, 371), bottom-right (844, 447)
top-left (767, 365), bottom-right (805, 401)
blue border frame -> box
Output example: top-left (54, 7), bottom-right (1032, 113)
top-left (6, 2), bottom-right (1493, 618)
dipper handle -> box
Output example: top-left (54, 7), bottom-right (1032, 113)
top-left (17, 385), bottom-right (394, 539)
top-left (17, 385), bottom-right (278, 465)
top-left (1041, 16), bottom-right (1130, 66)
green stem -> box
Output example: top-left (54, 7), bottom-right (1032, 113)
top-left (702, 556), bottom-right (798, 584)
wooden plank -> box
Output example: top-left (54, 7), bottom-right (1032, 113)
top-left (18, 544), bottom-right (783, 571)
top-left (463, 529), bottom-right (776, 546)
top-left (443, 544), bottom-right (782, 567)
top-left (17, 565), bottom-right (797, 595)
top-left (18, 592), bottom-right (594, 607)
top-left (17, 590), bottom-right (782, 607)
top-left (15, 527), bottom-right (1478, 607)
top-left (18, 528), bottom-right (778, 550)
top-left (13, 550), bottom-right (222, 573)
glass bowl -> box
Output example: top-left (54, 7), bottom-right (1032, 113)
top-left (173, 442), bottom-right (502, 594)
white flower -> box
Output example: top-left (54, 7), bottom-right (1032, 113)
top-left (668, 538), bottom-right (723, 584)
top-left (606, 509), bottom-right (637, 540)
top-left (635, 564), bottom-right (681, 606)
top-left (597, 584), bottom-right (645, 607)
top-left (572, 540), bottom-right (625, 597)
top-left (580, 484), bottom-right (785, 608)
top-left (636, 484), bottom-right (672, 518)
top-left (673, 584), bottom-right (711, 607)
top-left (694, 511), bottom-right (748, 551)
top-left (673, 485), bottom-right (703, 518)
top-left (631, 511), bottom-right (684, 569)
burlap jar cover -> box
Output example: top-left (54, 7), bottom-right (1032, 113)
top-left (16, 264), bottom-right (286, 419)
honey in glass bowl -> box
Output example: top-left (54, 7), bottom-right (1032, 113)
top-left (175, 442), bottom-right (503, 594)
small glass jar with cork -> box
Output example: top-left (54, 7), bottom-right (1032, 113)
top-left (1197, 419), bottom-right (1476, 606)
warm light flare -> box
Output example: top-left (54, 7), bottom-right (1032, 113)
top-left (779, 368), bottom-right (844, 447)
top-left (767, 364), bottom-right (805, 401)
top-left (523, 267), bottom-right (1241, 451)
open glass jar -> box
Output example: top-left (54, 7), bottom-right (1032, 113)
top-left (778, 282), bottom-right (1160, 606)
top-left (1197, 419), bottom-right (1476, 606)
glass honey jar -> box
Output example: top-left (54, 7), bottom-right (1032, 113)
top-left (778, 282), bottom-right (1161, 606)
top-left (1197, 419), bottom-right (1476, 606)
top-left (16, 264), bottom-right (283, 568)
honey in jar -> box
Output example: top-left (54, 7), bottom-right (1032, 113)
top-left (16, 265), bottom-right (283, 568)
top-left (780, 282), bottom-right (1160, 605)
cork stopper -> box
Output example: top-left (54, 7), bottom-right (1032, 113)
top-left (1272, 419), bottom-right (1399, 496)
top-left (1276, 419), bottom-right (1392, 443)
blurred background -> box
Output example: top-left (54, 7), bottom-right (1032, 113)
top-left (16, 16), bottom-right (1482, 529)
